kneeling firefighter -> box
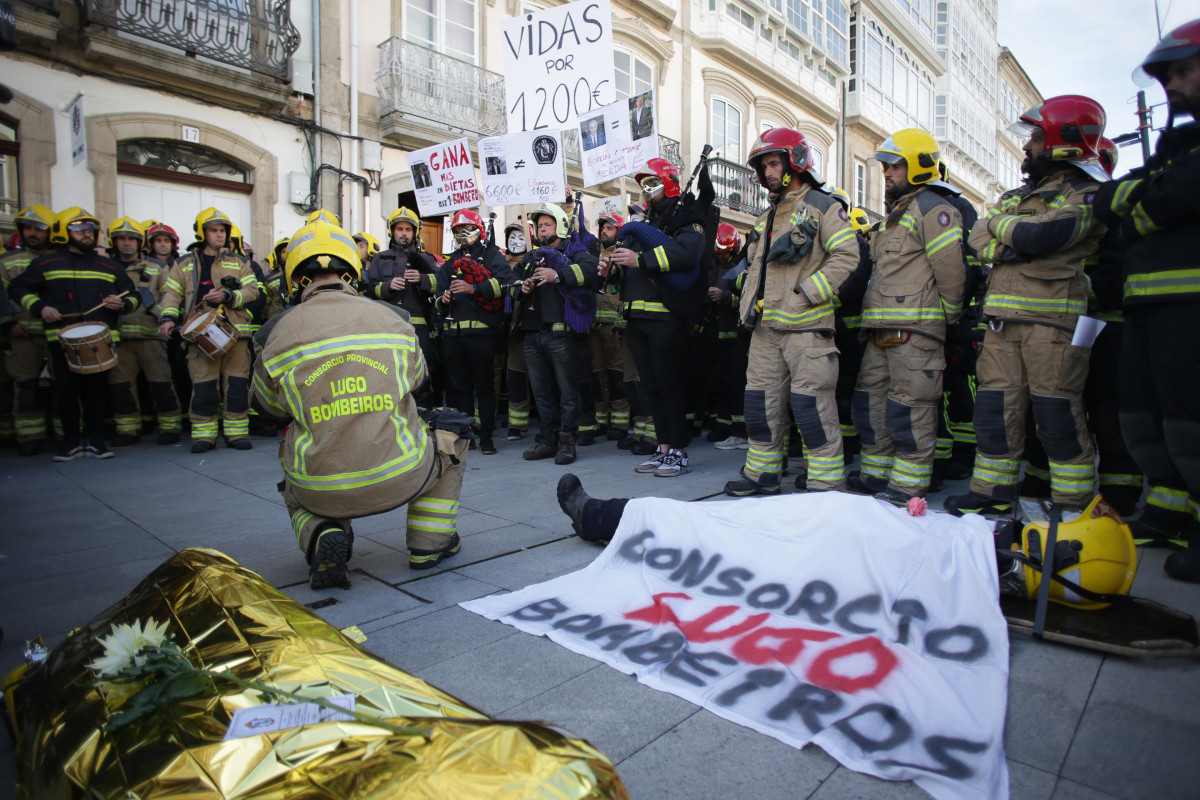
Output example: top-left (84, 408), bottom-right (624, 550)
top-left (250, 219), bottom-right (471, 589)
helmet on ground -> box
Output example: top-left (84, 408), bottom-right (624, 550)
top-left (875, 129), bottom-right (942, 185)
top-left (1010, 95), bottom-right (1106, 164)
top-left (15, 205), bottom-right (55, 232)
top-left (1097, 137), bottom-right (1119, 177)
top-left (528, 204), bottom-right (569, 243)
top-left (747, 128), bottom-right (813, 188)
top-left (107, 217), bottom-right (145, 246)
top-left (146, 222), bottom-right (180, 246)
top-left (306, 209), bottom-right (341, 226)
top-left (1017, 496), bottom-right (1137, 611)
top-left (193, 207), bottom-right (233, 242)
top-left (450, 209), bottom-right (486, 247)
top-left (51, 207), bottom-right (101, 245)
top-left (229, 224), bottom-right (245, 254)
top-left (1138, 18), bottom-right (1200, 84)
top-left (849, 208), bottom-right (871, 234)
top-left (634, 158), bottom-right (682, 199)
top-left (714, 222), bottom-right (740, 255)
top-left (353, 232), bottom-right (381, 259)
top-left (388, 207), bottom-right (422, 238)
top-left (284, 220), bottom-right (362, 293)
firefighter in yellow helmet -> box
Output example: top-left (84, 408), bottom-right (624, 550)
top-left (105, 217), bottom-right (182, 446)
top-left (157, 207), bottom-right (259, 452)
top-left (250, 219), bottom-right (471, 587)
top-left (0, 205), bottom-right (55, 454)
top-left (353, 232), bottom-right (381, 269)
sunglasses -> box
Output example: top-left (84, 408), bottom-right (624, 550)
top-left (66, 221), bottom-right (99, 233)
top-left (639, 176), bottom-right (664, 193)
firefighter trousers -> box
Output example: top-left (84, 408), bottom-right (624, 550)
top-left (969, 321), bottom-right (1094, 506)
top-left (5, 335), bottom-right (48, 442)
top-left (186, 340), bottom-right (252, 442)
top-left (110, 339), bottom-right (181, 436)
top-left (506, 333), bottom-right (531, 432)
top-left (589, 323), bottom-right (628, 431)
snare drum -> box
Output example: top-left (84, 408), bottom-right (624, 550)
top-left (180, 310), bottom-right (238, 358)
top-left (58, 322), bottom-right (117, 374)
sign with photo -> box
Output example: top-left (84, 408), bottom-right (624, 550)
top-left (405, 137), bottom-right (479, 218)
top-left (502, 0), bottom-right (615, 132)
top-left (579, 89), bottom-right (659, 188)
top-left (478, 130), bottom-right (566, 206)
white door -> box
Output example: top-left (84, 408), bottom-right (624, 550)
top-left (118, 175), bottom-right (251, 249)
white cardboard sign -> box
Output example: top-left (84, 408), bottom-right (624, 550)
top-left (478, 130), bottom-right (566, 206)
top-left (580, 90), bottom-right (659, 188)
top-left (406, 138), bottom-right (479, 218)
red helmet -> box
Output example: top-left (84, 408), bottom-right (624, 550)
top-left (597, 211), bottom-right (624, 230)
top-left (145, 222), bottom-right (180, 245)
top-left (1011, 95), bottom-right (1106, 163)
top-left (627, 200), bottom-right (647, 218)
top-left (714, 223), bottom-right (740, 255)
top-left (1097, 137), bottom-right (1118, 177)
top-left (450, 208), bottom-right (485, 235)
top-left (634, 158), bottom-right (681, 198)
top-left (747, 128), bottom-right (812, 188)
top-left (1138, 18), bottom-right (1200, 83)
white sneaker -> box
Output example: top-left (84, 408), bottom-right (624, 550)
top-left (715, 435), bottom-right (749, 450)
top-left (654, 450), bottom-right (691, 477)
top-left (635, 451), bottom-right (667, 473)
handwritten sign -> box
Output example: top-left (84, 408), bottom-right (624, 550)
top-left (580, 90), bottom-right (660, 188)
top-left (406, 137), bottom-right (479, 218)
top-left (502, 0), bottom-right (615, 132)
top-left (479, 130), bottom-right (566, 206)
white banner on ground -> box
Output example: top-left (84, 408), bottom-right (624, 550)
top-left (462, 493), bottom-right (1010, 800)
top-left (579, 90), bottom-right (659, 188)
top-left (502, 0), bottom-right (615, 132)
top-left (478, 130), bottom-right (566, 207)
top-left (406, 138), bottom-right (479, 218)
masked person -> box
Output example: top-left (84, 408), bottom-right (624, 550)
top-left (0, 205), bottom-right (55, 455)
top-left (721, 131), bottom-right (859, 497)
top-left (105, 218), bottom-right (182, 446)
top-left (9, 208), bottom-right (138, 461)
top-left (511, 203), bottom-right (599, 465)
top-left (158, 207), bottom-right (260, 453)
top-left (851, 130), bottom-right (966, 506)
top-left (250, 220), bottom-right (470, 588)
top-left (944, 96), bottom-right (1109, 517)
top-left (503, 219), bottom-right (532, 440)
top-left (436, 209), bottom-right (513, 455)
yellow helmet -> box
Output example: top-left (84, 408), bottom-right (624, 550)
top-left (387, 206), bottom-right (421, 238)
top-left (849, 207), bottom-right (871, 234)
top-left (826, 186), bottom-right (852, 211)
top-left (15, 205), bottom-right (56, 231)
top-left (107, 216), bottom-right (145, 245)
top-left (267, 236), bottom-right (290, 269)
top-left (306, 209), bottom-right (341, 226)
top-left (284, 220), bottom-right (362, 294)
top-left (194, 207), bottom-right (233, 242)
top-left (875, 129), bottom-right (942, 185)
top-left (353, 232), bottom-right (381, 259)
top-left (1015, 496), bottom-right (1138, 610)
top-left (50, 207), bottom-right (101, 245)
top-left (141, 219), bottom-right (158, 232)
top-left (229, 224), bottom-right (245, 254)
top-left (529, 203), bottom-right (569, 243)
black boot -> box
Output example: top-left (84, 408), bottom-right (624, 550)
top-left (555, 433), bottom-right (577, 465)
top-left (557, 473), bottom-right (591, 537)
top-left (1164, 524), bottom-right (1200, 583)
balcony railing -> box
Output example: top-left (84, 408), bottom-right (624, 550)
top-left (89, 0), bottom-right (301, 81)
top-left (562, 130), bottom-right (684, 172)
top-left (377, 38), bottom-right (506, 139)
top-left (709, 157), bottom-right (768, 217)
top-left (23, 0), bottom-right (61, 13)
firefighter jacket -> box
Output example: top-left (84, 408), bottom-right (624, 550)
top-left (364, 244), bottom-right (440, 326)
top-left (739, 183), bottom-right (860, 333)
top-left (970, 167), bottom-right (1105, 327)
top-left (0, 248), bottom-right (50, 339)
top-left (435, 241), bottom-right (513, 335)
top-left (261, 268), bottom-right (287, 320)
top-left (1094, 120), bottom-right (1200, 308)
top-left (8, 249), bottom-right (138, 343)
top-left (159, 248), bottom-right (259, 338)
top-left (611, 195), bottom-right (707, 320)
top-left (588, 240), bottom-right (623, 326)
top-left (117, 256), bottom-right (167, 341)
top-left (932, 188), bottom-right (986, 345)
top-left (246, 261), bottom-right (269, 332)
top-left (510, 238), bottom-right (598, 334)
top-left (833, 234), bottom-right (872, 333)
top-left (863, 185), bottom-right (966, 340)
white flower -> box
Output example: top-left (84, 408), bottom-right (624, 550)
top-left (87, 618), bottom-right (171, 678)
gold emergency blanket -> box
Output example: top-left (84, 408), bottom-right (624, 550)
top-left (6, 548), bottom-right (628, 799)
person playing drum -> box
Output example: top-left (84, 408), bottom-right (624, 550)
top-left (8, 207), bottom-right (138, 461)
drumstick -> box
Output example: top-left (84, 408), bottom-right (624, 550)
top-left (58, 291), bottom-right (130, 319)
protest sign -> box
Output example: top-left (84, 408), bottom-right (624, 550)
top-left (502, 0), bottom-right (615, 132)
top-left (406, 138), bottom-right (479, 218)
top-left (463, 492), bottom-right (1010, 800)
top-left (479, 130), bottom-right (566, 206)
top-left (580, 90), bottom-right (660, 188)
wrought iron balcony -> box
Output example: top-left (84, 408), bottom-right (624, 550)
top-left (561, 130), bottom-right (684, 172)
top-left (708, 157), bottom-right (768, 217)
top-left (88, 0), bottom-right (301, 81)
top-left (377, 38), bottom-right (506, 139)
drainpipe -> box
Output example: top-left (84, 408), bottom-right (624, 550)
top-left (348, 0), bottom-right (360, 233)
top-left (312, 0), bottom-right (322, 207)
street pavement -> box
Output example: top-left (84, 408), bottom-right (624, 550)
top-left (0, 429), bottom-right (1197, 800)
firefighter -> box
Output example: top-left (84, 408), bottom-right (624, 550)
top-left (250, 219), bottom-right (469, 588)
top-left (0, 205), bottom-right (55, 455)
top-left (261, 237), bottom-right (290, 320)
top-left (852, 129), bottom-right (966, 505)
top-left (589, 211), bottom-right (631, 443)
top-left (106, 218), bottom-right (181, 446)
top-left (354, 232), bottom-right (381, 270)
top-left (9, 207), bottom-right (139, 461)
top-left (944, 95), bottom-right (1110, 516)
top-left (157, 207), bottom-right (260, 453)
top-left (503, 219), bottom-right (532, 440)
